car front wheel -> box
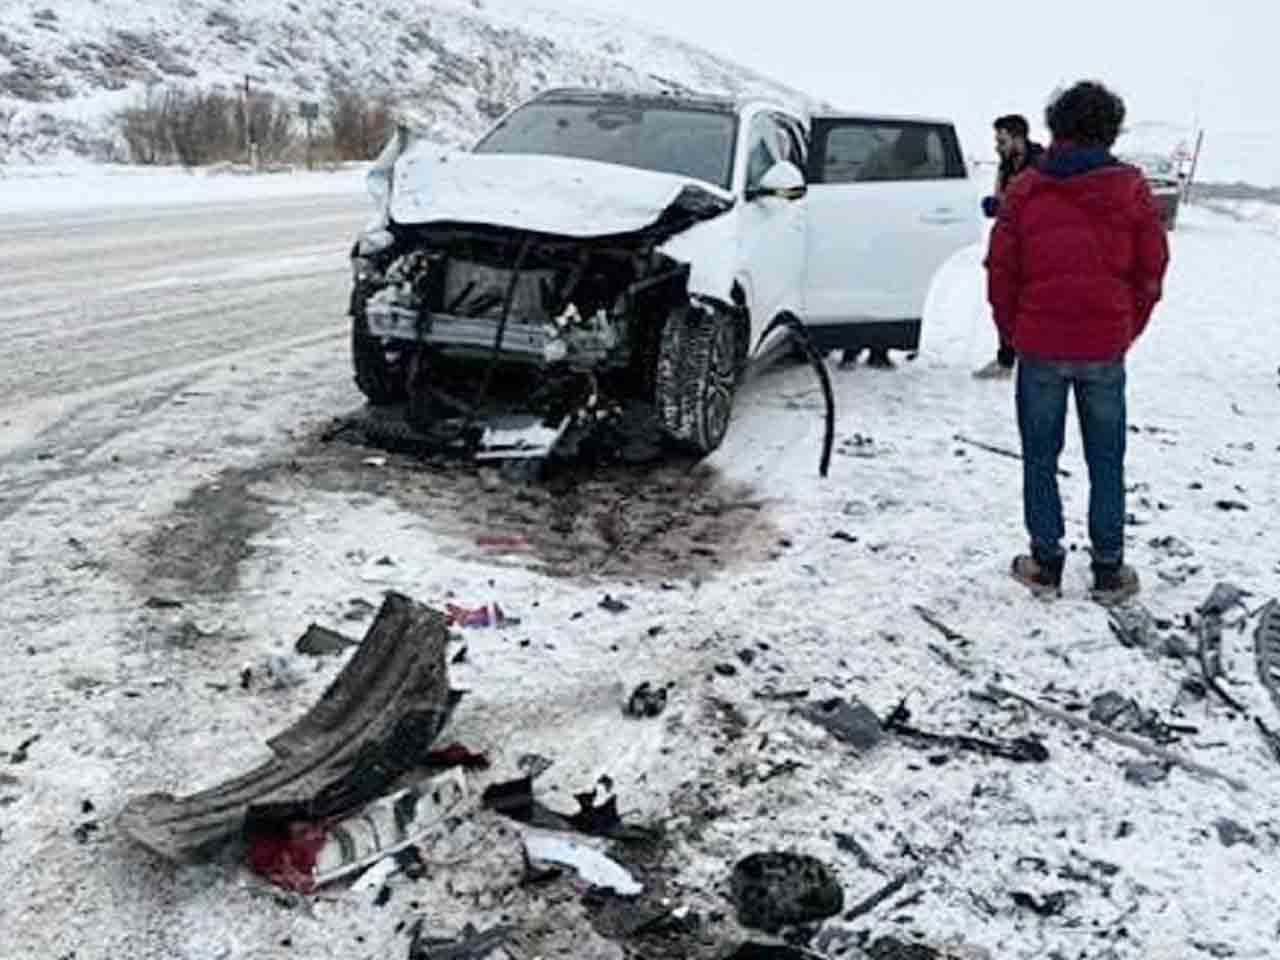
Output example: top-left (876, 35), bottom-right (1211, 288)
top-left (654, 303), bottom-right (738, 456)
top-left (351, 293), bottom-right (407, 406)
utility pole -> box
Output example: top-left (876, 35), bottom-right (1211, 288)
top-left (1183, 129), bottom-right (1205, 202)
top-left (300, 101), bottom-right (319, 171)
top-left (243, 73), bottom-right (262, 170)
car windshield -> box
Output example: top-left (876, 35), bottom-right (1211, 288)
top-left (473, 100), bottom-right (737, 189)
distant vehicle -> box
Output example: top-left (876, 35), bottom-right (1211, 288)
top-left (347, 89), bottom-right (978, 459)
top-left (1123, 152), bottom-right (1183, 230)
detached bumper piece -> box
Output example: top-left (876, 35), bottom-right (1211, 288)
top-left (118, 593), bottom-right (454, 862)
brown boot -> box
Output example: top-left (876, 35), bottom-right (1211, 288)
top-left (1011, 554), bottom-right (1063, 597)
top-left (1091, 564), bottom-right (1140, 605)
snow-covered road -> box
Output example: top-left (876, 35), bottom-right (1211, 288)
top-left (1, 182), bottom-right (1278, 960)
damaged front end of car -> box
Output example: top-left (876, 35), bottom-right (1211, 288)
top-left (349, 143), bottom-right (743, 462)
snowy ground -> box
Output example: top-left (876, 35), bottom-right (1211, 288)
top-left (1, 171), bottom-right (1278, 960)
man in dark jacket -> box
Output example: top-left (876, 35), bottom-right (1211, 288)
top-left (974, 114), bottom-right (1045, 379)
top-left (985, 81), bottom-right (1170, 602)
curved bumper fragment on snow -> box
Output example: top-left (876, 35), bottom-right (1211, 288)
top-left (118, 593), bottom-right (453, 861)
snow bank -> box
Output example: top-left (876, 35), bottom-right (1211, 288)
top-left (0, 163), bottom-right (369, 213)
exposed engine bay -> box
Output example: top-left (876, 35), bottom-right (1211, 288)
top-left (349, 209), bottom-right (747, 462)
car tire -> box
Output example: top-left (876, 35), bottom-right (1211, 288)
top-left (351, 294), bottom-right (407, 406)
top-left (654, 303), bottom-right (737, 456)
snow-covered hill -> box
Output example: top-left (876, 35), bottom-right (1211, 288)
top-left (0, 0), bottom-right (817, 164)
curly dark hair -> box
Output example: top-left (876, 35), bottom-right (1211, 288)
top-left (994, 114), bottom-right (1030, 139)
top-left (1045, 81), bottom-right (1126, 147)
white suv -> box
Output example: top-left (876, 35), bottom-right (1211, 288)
top-left (349, 89), bottom-right (978, 458)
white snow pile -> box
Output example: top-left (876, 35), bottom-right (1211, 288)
top-left (0, 159), bottom-right (370, 211)
top-left (0, 0), bottom-right (816, 164)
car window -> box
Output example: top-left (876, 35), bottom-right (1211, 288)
top-left (744, 114), bottom-right (784, 192)
top-left (817, 122), bottom-right (962, 183)
top-left (774, 114), bottom-right (807, 170)
top-left (474, 100), bottom-right (738, 189)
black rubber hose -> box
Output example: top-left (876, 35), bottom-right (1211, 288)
top-left (460, 232), bottom-right (534, 449)
top-left (750, 314), bottom-right (836, 478)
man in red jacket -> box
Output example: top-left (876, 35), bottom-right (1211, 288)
top-left (985, 80), bottom-right (1170, 601)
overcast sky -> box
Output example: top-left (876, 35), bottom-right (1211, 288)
top-left (567, 0), bottom-right (1273, 179)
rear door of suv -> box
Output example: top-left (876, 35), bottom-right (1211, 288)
top-left (803, 115), bottom-right (979, 352)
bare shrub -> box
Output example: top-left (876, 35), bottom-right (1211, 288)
top-left (167, 88), bottom-right (238, 167)
top-left (328, 87), bottom-right (395, 161)
top-left (114, 84), bottom-right (298, 167)
top-left (236, 91), bottom-right (295, 163)
top-left (116, 85), bottom-right (170, 164)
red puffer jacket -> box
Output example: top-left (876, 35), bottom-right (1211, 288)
top-left (986, 143), bottom-right (1170, 363)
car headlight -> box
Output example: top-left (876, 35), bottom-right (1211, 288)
top-left (367, 168), bottom-right (391, 211)
top-left (357, 228), bottom-right (395, 257)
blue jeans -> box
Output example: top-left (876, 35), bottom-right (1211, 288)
top-left (1016, 359), bottom-right (1127, 569)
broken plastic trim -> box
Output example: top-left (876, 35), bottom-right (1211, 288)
top-left (118, 593), bottom-right (454, 861)
top-left (748, 314), bottom-right (836, 477)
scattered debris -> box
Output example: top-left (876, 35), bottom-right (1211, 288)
top-left (1199, 582), bottom-right (1250, 618)
top-left (73, 820), bottom-right (101, 844)
top-left (424, 744), bottom-right (491, 771)
top-left (831, 531), bottom-right (859, 544)
top-left (715, 663), bottom-right (740, 678)
top-left (1197, 585), bottom-right (1249, 712)
top-left (1149, 536), bottom-right (1195, 559)
top-left (1010, 890), bottom-right (1071, 917)
top-left (409, 922), bottom-right (514, 960)
top-left (730, 852), bottom-right (844, 933)
top-left (8, 735), bottom-right (38, 765)
top-left (344, 597), bottom-right (377, 622)
top-left (599, 594), bottom-right (630, 615)
top-left (913, 606), bottom-right (966, 644)
top-left (1088, 692), bottom-right (1192, 745)
top-left (954, 433), bottom-right (1071, 477)
top-left (1253, 601), bottom-right (1280, 715)
top-left (248, 767), bottom-right (468, 893)
top-left (524, 829), bottom-right (643, 896)
top-left (481, 776), bottom-right (644, 843)
top-left (353, 856), bottom-right (399, 896)
top-left (800, 697), bottom-right (884, 754)
top-left (1123, 761), bottom-right (1171, 787)
top-left (144, 596), bottom-right (184, 610)
top-left (119, 594), bottom-right (456, 860)
top-left (1106, 603), bottom-right (1161, 652)
top-left (444, 602), bottom-right (518, 629)
top-left (844, 863), bottom-right (926, 921)
top-left (886, 698), bottom-right (1047, 764)
top-left (395, 844), bottom-right (428, 881)
top-left (517, 754), bottom-right (554, 779)
top-left (927, 644), bottom-right (976, 678)
top-left (241, 655), bottom-right (305, 692)
top-left (755, 688), bottom-right (810, 703)
top-left (987, 684), bottom-right (1248, 792)
top-left (624, 682), bottom-right (669, 718)
top-left (1214, 500), bottom-right (1249, 512)
top-left (1213, 818), bottom-right (1257, 848)
top-left (833, 832), bottom-right (887, 875)
top-left (294, 623), bottom-right (359, 657)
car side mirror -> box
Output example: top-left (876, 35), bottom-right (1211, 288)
top-left (746, 161), bottom-right (807, 202)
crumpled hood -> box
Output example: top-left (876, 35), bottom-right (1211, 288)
top-left (386, 147), bottom-right (734, 238)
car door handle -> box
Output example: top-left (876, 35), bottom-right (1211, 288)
top-left (920, 209), bottom-right (966, 225)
